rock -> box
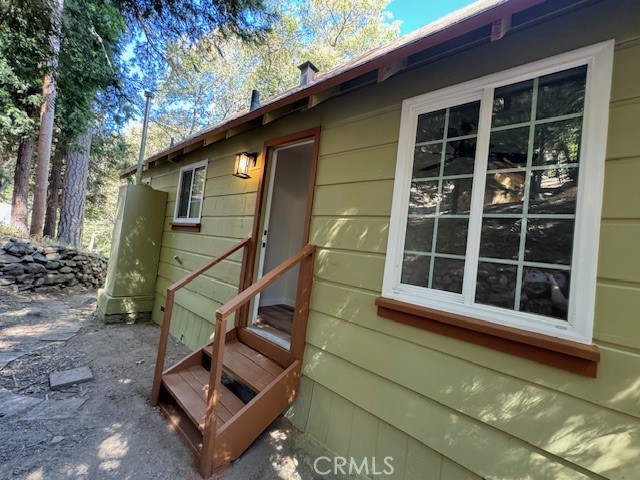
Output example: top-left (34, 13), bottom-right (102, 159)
top-left (0, 252), bottom-right (21, 264)
top-left (16, 274), bottom-right (35, 285)
top-left (3, 264), bottom-right (25, 276)
top-left (44, 273), bottom-right (75, 285)
top-left (59, 266), bottom-right (73, 274)
top-left (25, 307), bottom-right (42, 316)
top-left (6, 244), bottom-right (25, 256)
top-left (0, 276), bottom-right (16, 286)
top-left (46, 252), bottom-right (61, 261)
top-left (43, 246), bottom-right (58, 254)
top-left (34, 286), bottom-right (61, 293)
top-left (22, 254), bottom-right (34, 262)
top-left (25, 263), bottom-right (46, 274)
top-left (63, 260), bottom-right (77, 268)
top-left (32, 252), bottom-right (48, 264)
top-left (51, 436), bottom-right (65, 444)
top-left (45, 261), bottom-right (60, 269)
top-left (34, 277), bottom-right (45, 287)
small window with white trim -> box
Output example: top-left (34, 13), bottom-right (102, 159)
top-left (174, 160), bottom-right (207, 223)
top-left (382, 42), bottom-right (614, 344)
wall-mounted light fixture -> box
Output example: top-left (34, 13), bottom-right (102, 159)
top-left (234, 152), bottom-right (257, 179)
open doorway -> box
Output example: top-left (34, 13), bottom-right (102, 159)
top-left (249, 140), bottom-right (314, 347)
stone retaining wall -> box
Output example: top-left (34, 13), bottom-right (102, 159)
top-left (0, 236), bottom-right (107, 293)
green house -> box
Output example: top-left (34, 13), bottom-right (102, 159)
top-left (102, 0), bottom-right (640, 477)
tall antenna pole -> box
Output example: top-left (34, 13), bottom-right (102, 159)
top-left (135, 91), bottom-right (153, 185)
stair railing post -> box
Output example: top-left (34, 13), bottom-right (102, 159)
top-left (200, 314), bottom-right (227, 476)
top-left (290, 246), bottom-right (316, 360)
top-left (151, 290), bottom-right (176, 406)
top-left (235, 242), bottom-right (250, 328)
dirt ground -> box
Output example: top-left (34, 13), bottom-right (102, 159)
top-left (0, 289), bottom-right (329, 480)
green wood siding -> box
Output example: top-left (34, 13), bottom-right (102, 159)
top-left (144, 2), bottom-right (640, 478)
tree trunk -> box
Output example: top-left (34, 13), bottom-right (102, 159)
top-left (10, 136), bottom-right (36, 236)
top-left (57, 131), bottom-right (92, 248)
top-left (43, 140), bottom-right (66, 238)
top-left (30, 0), bottom-right (64, 238)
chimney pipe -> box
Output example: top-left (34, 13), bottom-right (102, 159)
top-left (298, 61), bottom-right (319, 87)
top-left (250, 89), bottom-right (261, 111)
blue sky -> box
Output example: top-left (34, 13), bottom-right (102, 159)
top-left (387, 0), bottom-right (478, 35)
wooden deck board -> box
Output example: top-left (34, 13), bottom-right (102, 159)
top-left (163, 365), bottom-right (243, 432)
top-left (204, 340), bottom-right (285, 392)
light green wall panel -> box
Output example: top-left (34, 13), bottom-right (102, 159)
top-left (315, 143), bottom-right (398, 186)
top-left (158, 262), bottom-right (237, 305)
top-left (285, 375), bottom-right (314, 432)
top-left (610, 39), bottom-right (640, 103)
top-left (347, 407), bottom-right (379, 468)
top-left (606, 100), bottom-right (640, 160)
top-left (598, 222), bottom-right (640, 283)
top-left (313, 180), bottom-right (393, 217)
top-left (302, 344), bottom-right (593, 480)
top-left (324, 393), bottom-right (354, 458)
top-left (440, 457), bottom-right (484, 480)
top-left (375, 422), bottom-right (407, 479)
top-left (305, 311), bottom-right (640, 477)
top-left (160, 232), bottom-right (245, 260)
top-left (594, 282), bottom-right (640, 349)
top-left (160, 247), bottom-right (241, 286)
top-left (202, 192), bottom-right (256, 217)
top-left (602, 157), bottom-right (640, 218)
top-left (305, 381), bottom-right (333, 445)
top-left (406, 436), bottom-right (442, 480)
top-left (309, 280), bottom-right (640, 420)
top-left (204, 174), bottom-right (259, 197)
top-left (314, 248), bottom-right (385, 292)
top-left (320, 108), bottom-right (401, 156)
top-left (309, 217), bottom-right (389, 254)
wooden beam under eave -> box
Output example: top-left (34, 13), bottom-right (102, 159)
top-left (491, 15), bottom-right (511, 41)
top-left (203, 132), bottom-right (226, 147)
top-left (262, 105), bottom-right (296, 125)
top-left (184, 140), bottom-right (204, 154)
top-left (377, 58), bottom-right (408, 83)
top-left (167, 149), bottom-right (183, 163)
top-left (308, 86), bottom-right (340, 108)
top-left (226, 118), bottom-right (262, 139)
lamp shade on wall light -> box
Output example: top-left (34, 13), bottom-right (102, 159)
top-left (234, 152), bottom-right (256, 179)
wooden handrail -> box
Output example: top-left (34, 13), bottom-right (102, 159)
top-left (151, 237), bottom-right (251, 406)
top-left (216, 244), bottom-right (316, 321)
top-left (201, 243), bottom-right (316, 474)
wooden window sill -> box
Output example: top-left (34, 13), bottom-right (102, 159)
top-left (375, 296), bottom-right (600, 377)
top-left (171, 222), bottom-right (201, 232)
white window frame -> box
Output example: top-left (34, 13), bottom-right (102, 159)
top-left (382, 41), bottom-right (614, 344)
top-left (173, 159), bottom-right (208, 223)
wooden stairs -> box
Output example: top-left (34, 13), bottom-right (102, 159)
top-left (151, 239), bottom-right (315, 477)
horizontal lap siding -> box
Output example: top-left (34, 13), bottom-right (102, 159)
top-left (148, 143), bottom-right (259, 343)
top-left (294, 35), bottom-right (640, 480)
top-left (596, 39), bottom-right (640, 349)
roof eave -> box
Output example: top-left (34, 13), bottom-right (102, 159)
top-left (121, 0), bottom-right (548, 179)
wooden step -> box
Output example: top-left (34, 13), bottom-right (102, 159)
top-left (162, 365), bottom-right (245, 433)
top-left (203, 340), bottom-right (285, 393)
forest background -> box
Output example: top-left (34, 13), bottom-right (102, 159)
top-left (0, 0), bottom-right (401, 254)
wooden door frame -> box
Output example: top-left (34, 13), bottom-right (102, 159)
top-left (237, 126), bottom-right (321, 330)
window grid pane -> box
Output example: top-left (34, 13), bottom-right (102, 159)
top-left (477, 67), bottom-right (586, 320)
top-left (402, 101), bottom-right (480, 291)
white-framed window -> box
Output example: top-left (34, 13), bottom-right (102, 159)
top-left (382, 41), bottom-right (614, 344)
top-left (173, 160), bottom-right (207, 223)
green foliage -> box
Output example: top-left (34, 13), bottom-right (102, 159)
top-left (0, 0), bottom-right (49, 150)
top-left (143, 0), bottom-right (400, 156)
top-left (77, 125), bottom-right (133, 254)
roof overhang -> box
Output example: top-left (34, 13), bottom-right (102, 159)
top-left (121, 0), bottom-right (554, 179)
